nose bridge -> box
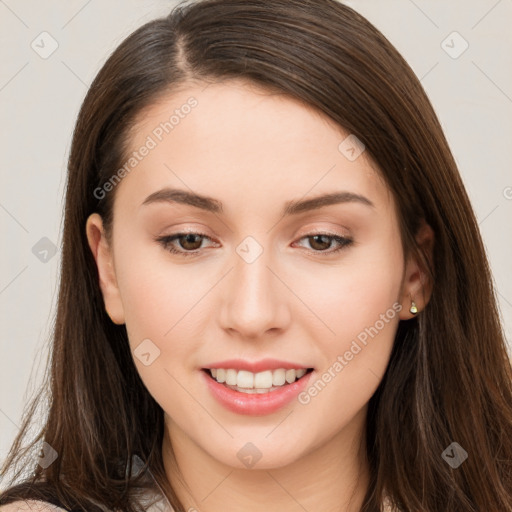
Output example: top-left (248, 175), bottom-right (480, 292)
top-left (219, 235), bottom-right (289, 336)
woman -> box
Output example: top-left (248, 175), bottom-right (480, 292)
top-left (1, 0), bottom-right (511, 511)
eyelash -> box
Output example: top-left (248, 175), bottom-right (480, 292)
top-left (155, 231), bottom-right (353, 257)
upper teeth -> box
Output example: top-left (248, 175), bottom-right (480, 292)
top-left (209, 368), bottom-right (307, 389)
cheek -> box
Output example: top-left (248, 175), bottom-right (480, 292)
top-left (302, 279), bottom-right (401, 407)
top-left (294, 232), bottom-right (404, 419)
top-left (113, 242), bottom-right (208, 366)
top-left (296, 234), bottom-right (404, 349)
top-left (113, 248), bottom-right (207, 420)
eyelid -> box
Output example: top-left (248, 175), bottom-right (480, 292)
top-left (294, 224), bottom-right (351, 238)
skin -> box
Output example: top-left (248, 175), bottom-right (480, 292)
top-left (86, 79), bottom-right (433, 512)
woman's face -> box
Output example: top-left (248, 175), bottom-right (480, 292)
top-left (87, 79), bottom-right (425, 470)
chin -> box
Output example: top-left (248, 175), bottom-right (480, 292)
top-left (203, 434), bottom-right (313, 471)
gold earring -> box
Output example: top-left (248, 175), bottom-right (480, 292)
top-left (409, 300), bottom-right (418, 315)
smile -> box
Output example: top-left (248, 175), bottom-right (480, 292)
top-left (202, 362), bottom-right (315, 415)
top-left (205, 368), bottom-right (312, 393)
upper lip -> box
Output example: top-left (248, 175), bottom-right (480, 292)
top-left (203, 359), bottom-right (312, 373)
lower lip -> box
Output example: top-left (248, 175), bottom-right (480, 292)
top-left (202, 370), bottom-right (313, 416)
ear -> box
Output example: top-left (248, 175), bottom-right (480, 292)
top-left (398, 220), bottom-right (435, 320)
top-left (85, 213), bottom-right (125, 325)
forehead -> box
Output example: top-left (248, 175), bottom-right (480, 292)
top-left (115, 79), bottom-right (390, 217)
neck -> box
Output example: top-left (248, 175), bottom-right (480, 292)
top-left (162, 407), bottom-right (370, 512)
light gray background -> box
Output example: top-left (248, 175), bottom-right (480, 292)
top-left (1, 0), bottom-right (511, 482)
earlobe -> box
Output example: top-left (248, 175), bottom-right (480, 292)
top-left (85, 213), bottom-right (126, 325)
top-left (398, 220), bottom-right (435, 320)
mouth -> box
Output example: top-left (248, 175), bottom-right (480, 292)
top-left (202, 367), bottom-right (314, 394)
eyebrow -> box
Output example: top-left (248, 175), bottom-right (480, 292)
top-left (141, 188), bottom-right (375, 215)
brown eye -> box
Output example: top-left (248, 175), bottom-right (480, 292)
top-left (294, 232), bottom-right (353, 254)
top-left (176, 233), bottom-right (204, 251)
top-left (308, 234), bottom-right (333, 251)
top-left (155, 232), bottom-right (215, 256)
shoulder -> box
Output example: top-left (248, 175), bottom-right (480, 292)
top-left (0, 501), bottom-right (69, 512)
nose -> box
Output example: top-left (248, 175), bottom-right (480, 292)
top-left (218, 244), bottom-right (291, 339)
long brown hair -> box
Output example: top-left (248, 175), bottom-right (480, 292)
top-left (1, 1), bottom-right (511, 510)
